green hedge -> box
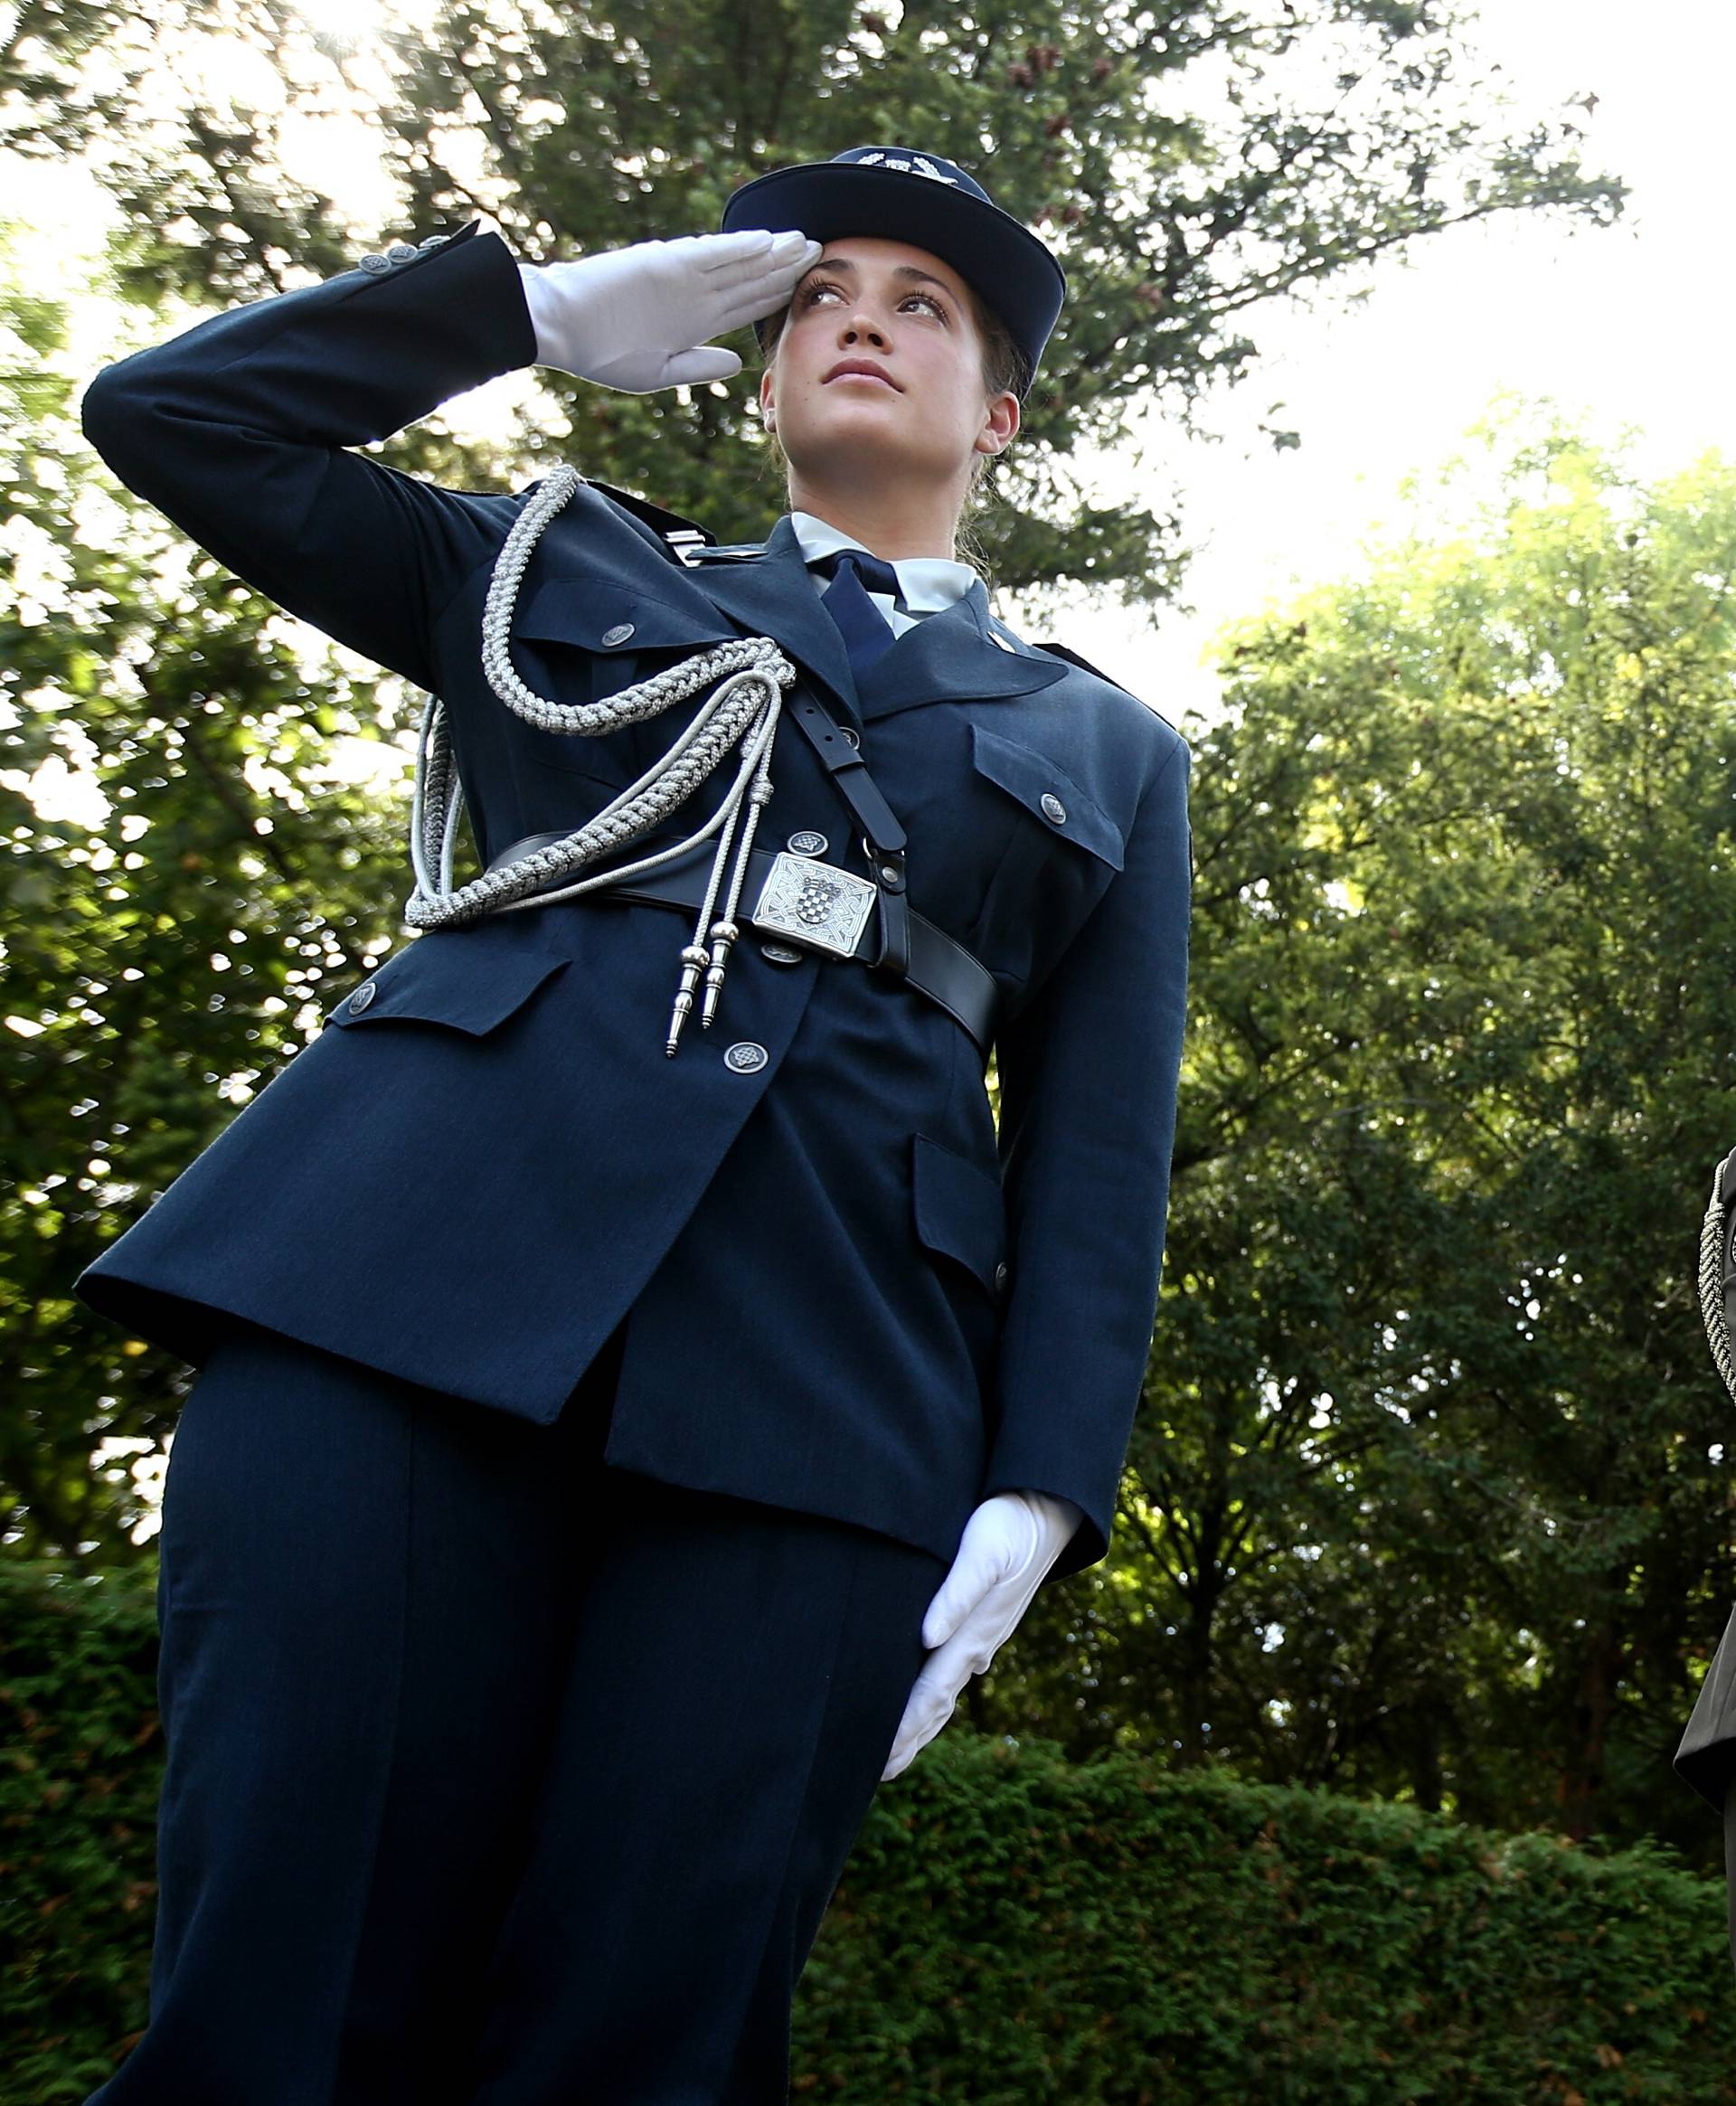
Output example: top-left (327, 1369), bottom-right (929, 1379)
top-left (3, 1561), bottom-right (165, 2105)
top-left (800, 1738), bottom-right (1736, 2102)
top-left (5, 1558), bottom-right (1733, 2104)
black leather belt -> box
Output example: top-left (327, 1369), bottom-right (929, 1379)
top-left (484, 830), bottom-right (1000, 1057)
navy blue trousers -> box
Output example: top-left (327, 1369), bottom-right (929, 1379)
top-left (84, 1316), bottom-right (947, 2105)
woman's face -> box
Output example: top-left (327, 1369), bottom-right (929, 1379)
top-left (760, 235), bottom-right (1018, 498)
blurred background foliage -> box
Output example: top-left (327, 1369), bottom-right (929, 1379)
top-left (8, 0), bottom-right (1724, 1892)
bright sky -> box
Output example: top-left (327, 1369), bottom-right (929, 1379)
top-left (1061, 0), bottom-right (1736, 721)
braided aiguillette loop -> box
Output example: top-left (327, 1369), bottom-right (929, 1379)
top-left (1700, 1165), bottom-right (1736, 1409)
top-left (403, 463), bottom-right (796, 1053)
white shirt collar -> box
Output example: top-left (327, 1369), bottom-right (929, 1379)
top-left (787, 510), bottom-right (978, 618)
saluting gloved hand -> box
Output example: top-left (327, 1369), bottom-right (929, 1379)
top-left (516, 228), bottom-right (823, 393)
top-left (881, 1488), bottom-right (1083, 1783)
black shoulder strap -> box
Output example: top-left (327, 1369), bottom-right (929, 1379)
top-left (1034, 639), bottom-right (1122, 684)
top-left (783, 694), bottom-right (911, 977)
top-left (987, 624), bottom-right (1129, 689)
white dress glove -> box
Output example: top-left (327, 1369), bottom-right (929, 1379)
top-left (881, 1488), bottom-right (1084, 1782)
top-left (514, 228), bottom-right (822, 392)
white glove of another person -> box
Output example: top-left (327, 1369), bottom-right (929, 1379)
top-left (515, 228), bottom-right (823, 393)
top-left (881, 1488), bottom-right (1083, 1782)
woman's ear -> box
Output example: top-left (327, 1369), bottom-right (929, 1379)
top-left (975, 390), bottom-right (1020, 457)
top-left (760, 372), bottom-right (776, 430)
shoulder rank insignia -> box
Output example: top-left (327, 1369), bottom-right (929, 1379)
top-left (581, 477), bottom-right (717, 563)
top-left (682, 542), bottom-right (769, 564)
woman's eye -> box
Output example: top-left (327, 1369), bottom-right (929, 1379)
top-left (798, 281), bottom-right (948, 319)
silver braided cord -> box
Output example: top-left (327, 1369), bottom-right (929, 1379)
top-left (402, 463), bottom-right (797, 1054)
top-left (1699, 1169), bottom-right (1736, 1408)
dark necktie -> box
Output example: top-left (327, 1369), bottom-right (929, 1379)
top-left (815, 548), bottom-right (903, 677)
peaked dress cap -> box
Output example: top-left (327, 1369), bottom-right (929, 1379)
top-left (720, 145), bottom-right (1066, 395)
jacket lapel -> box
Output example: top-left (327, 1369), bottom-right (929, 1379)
top-left (853, 580), bottom-right (1070, 722)
top-left (680, 515), bottom-right (1071, 728)
top-left (683, 514), bottom-right (861, 729)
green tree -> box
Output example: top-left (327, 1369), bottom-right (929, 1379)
top-left (5, 0), bottom-right (1620, 597)
top-left (0, 243), bottom-right (420, 1563)
top-left (984, 422), bottom-right (1736, 1867)
top-left (0, 2), bottom-right (1637, 1818)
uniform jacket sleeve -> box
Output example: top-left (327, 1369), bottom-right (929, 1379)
top-left (1677, 1599), bottom-right (1736, 1813)
top-left (981, 732), bottom-right (1193, 1583)
top-left (77, 221), bottom-right (537, 692)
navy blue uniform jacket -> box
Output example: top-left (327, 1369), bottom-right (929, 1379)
top-left (73, 221), bottom-right (1193, 1586)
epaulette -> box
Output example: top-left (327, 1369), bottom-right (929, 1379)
top-left (986, 622), bottom-right (1127, 689)
top-left (1033, 640), bottom-right (1122, 684)
top-left (580, 477), bottom-right (717, 564)
top-left (681, 542), bottom-right (769, 564)
top-left (1036, 637), bottom-right (1180, 733)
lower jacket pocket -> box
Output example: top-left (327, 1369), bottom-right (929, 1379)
top-left (324, 938), bottom-right (570, 1037)
top-left (910, 1131), bottom-right (1007, 1299)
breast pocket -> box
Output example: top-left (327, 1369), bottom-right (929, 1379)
top-left (968, 721), bottom-right (1128, 957)
top-left (969, 722), bottom-right (1127, 870)
top-left (505, 579), bottom-right (738, 786)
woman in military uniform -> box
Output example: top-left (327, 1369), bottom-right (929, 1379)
top-left (74, 146), bottom-right (1192, 2103)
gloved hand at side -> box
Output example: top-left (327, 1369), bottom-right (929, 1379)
top-left (516, 228), bottom-right (823, 392)
top-left (881, 1487), bottom-right (1083, 1782)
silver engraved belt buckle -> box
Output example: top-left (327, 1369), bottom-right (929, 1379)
top-left (750, 851), bottom-right (878, 959)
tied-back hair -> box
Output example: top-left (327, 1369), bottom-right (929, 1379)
top-left (753, 285), bottom-right (1026, 585)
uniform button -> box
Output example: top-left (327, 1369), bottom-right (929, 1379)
top-left (995, 1260), bottom-right (1008, 1290)
top-left (1040, 791), bottom-right (1068, 826)
top-left (358, 253), bottom-right (392, 274)
top-left (759, 942), bottom-right (804, 966)
top-left (788, 830), bottom-right (827, 856)
top-left (840, 727), bottom-right (861, 750)
top-left (724, 1041), bottom-right (768, 1072)
top-left (347, 979), bottom-right (379, 1014)
top-left (600, 622), bottom-right (635, 647)
top-left (386, 242), bottom-right (418, 262)
top-left (418, 233), bottom-right (448, 250)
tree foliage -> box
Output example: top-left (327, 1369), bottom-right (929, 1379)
top-left (986, 422), bottom-right (1736, 1867)
top-left (8, 4), bottom-right (1703, 1865)
top-left (3, 0), bottom-right (1620, 597)
top-left (0, 243), bottom-right (410, 1565)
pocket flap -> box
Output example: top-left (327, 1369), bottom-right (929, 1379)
top-left (968, 722), bottom-right (1127, 871)
top-left (514, 580), bottom-right (735, 654)
top-left (326, 940), bottom-right (570, 1036)
top-left (911, 1132), bottom-right (1006, 1296)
